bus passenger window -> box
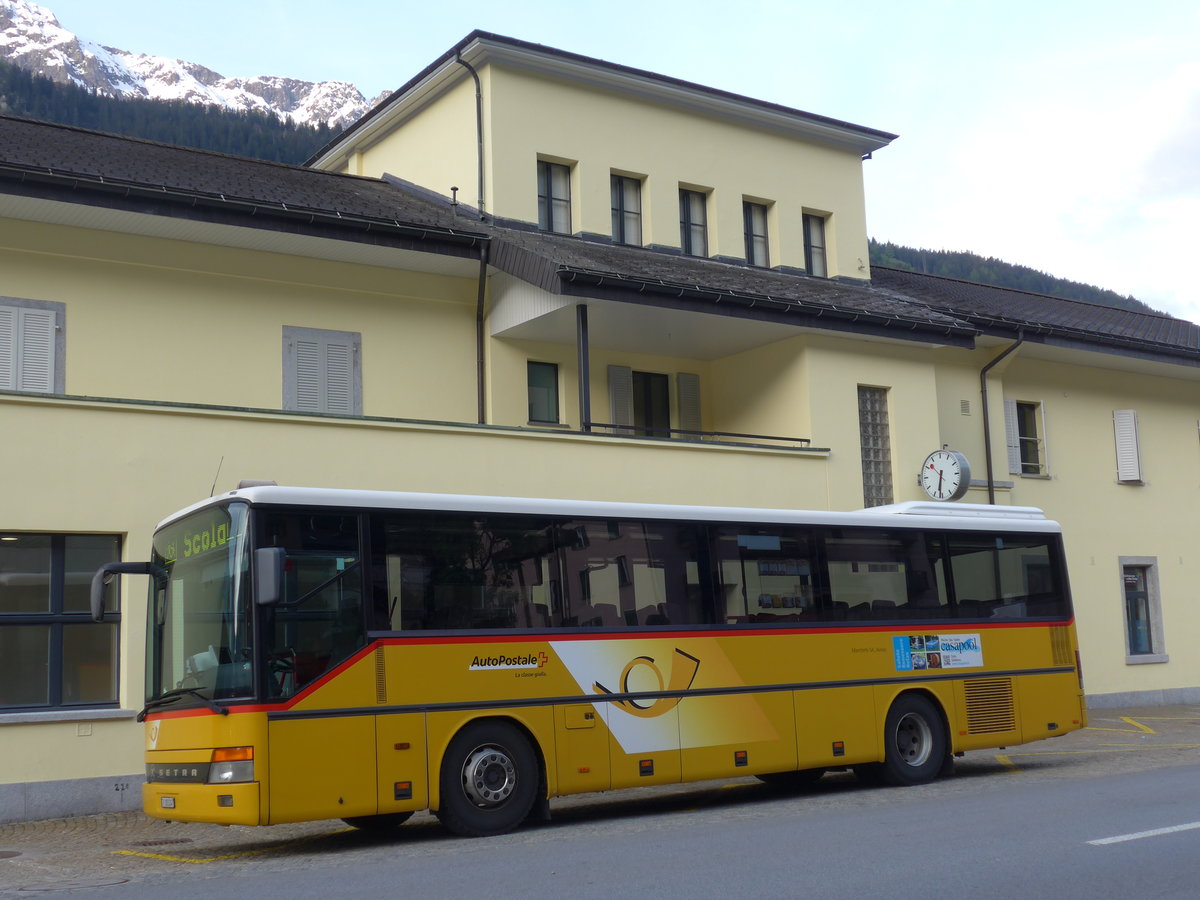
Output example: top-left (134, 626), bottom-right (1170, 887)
top-left (712, 526), bottom-right (820, 624)
top-left (823, 530), bottom-right (944, 619)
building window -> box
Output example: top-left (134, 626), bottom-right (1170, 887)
top-left (283, 326), bottom-right (362, 415)
top-left (679, 189), bottom-right (708, 256)
top-left (538, 161), bottom-right (572, 234)
top-left (803, 213), bottom-right (827, 277)
top-left (858, 385), bottom-right (893, 507)
top-left (1004, 399), bottom-right (1046, 475)
top-left (1, 298), bottom-right (64, 393)
top-left (611, 175), bottom-right (642, 246)
top-left (527, 361), bottom-right (559, 424)
top-left (1120, 557), bottom-right (1167, 663)
top-left (1113, 409), bottom-right (1142, 483)
top-left (0, 533), bottom-right (121, 710)
top-left (743, 202), bottom-right (770, 267)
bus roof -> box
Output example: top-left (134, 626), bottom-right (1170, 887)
top-left (158, 486), bottom-right (1061, 534)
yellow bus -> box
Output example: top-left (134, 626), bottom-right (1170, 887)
top-left (93, 486), bottom-right (1086, 837)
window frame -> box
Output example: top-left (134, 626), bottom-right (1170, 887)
top-left (679, 189), bottom-right (708, 257)
top-left (527, 360), bottom-right (560, 425)
top-left (0, 297), bottom-right (66, 394)
top-left (857, 385), bottom-right (893, 507)
top-left (0, 532), bottom-right (122, 711)
top-left (743, 201), bottom-right (770, 267)
top-left (610, 174), bottom-right (643, 246)
top-left (1005, 399), bottom-right (1048, 476)
top-left (803, 213), bottom-right (828, 278)
top-left (282, 325), bottom-right (363, 416)
top-left (538, 160), bottom-right (572, 234)
top-left (1119, 556), bottom-right (1167, 664)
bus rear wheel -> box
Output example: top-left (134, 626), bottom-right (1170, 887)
top-left (756, 768), bottom-right (826, 790)
top-left (879, 693), bottom-right (947, 786)
top-left (437, 720), bottom-right (538, 837)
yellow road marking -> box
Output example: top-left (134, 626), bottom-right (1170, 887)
top-left (1120, 717), bottom-right (1157, 734)
top-left (993, 754), bottom-right (1020, 773)
top-left (114, 829), bottom-right (352, 864)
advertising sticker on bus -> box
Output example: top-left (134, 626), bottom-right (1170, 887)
top-left (893, 634), bottom-right (983, 671)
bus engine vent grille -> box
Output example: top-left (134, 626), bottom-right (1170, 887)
top-left (1049, 627), bottom-right (1073, 667)
top-left (374, 646), bottom-right (387, 704)
top-left (963, 678), bottom-right (1016, 734)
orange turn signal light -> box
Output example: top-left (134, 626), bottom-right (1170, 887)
top-left (211, 746), bottom-right (254, 762)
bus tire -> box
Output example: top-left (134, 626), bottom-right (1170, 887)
top-left (437, 720), bottom-right (539, 838)
top-left (756, 768), bottom-right (825, 790)
top-left (341, 812), bottom-right (412, 831)
top-left (879, 693), bottom-right (947, 786)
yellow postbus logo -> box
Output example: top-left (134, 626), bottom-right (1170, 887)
top-left (592, 648), bottom-right (700, 718)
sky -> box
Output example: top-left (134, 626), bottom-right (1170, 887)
top-left (34, 0), bottom-right (1200, 322)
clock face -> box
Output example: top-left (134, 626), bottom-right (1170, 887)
top-left (920, 450), bottom-right (971, 501)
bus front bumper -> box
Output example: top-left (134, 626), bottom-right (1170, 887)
top-left (143, 782), bottom-right (261, 826)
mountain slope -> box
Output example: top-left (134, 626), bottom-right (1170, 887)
top-left (0, 0), bottom-right (372, 128)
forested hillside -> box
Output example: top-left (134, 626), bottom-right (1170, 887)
top-left (0, 58), bottom-right (338, 164)
top-left (870, 239), bottom-right (1157, 313)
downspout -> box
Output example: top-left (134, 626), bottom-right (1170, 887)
top-left (475, 241), bottom-right (489, 424)
top-left (455, 54), bottom-right (486, 220)
top-left (979, 333), bottom-right (1024, 504)
top-left (457, 53), bottom-right (488, 423)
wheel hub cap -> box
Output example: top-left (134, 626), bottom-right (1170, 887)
top-left (462, 746), bottom-right (517, 806)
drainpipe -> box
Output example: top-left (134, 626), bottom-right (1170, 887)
top-left (979, 334), bottom-right (1024, 504)
top-left (475, 241), bottom-right (489, 425)
top-left (455, 54), bottom-right (486, 220)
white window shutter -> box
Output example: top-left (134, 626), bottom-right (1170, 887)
top-left (608, 365), bottom-right (633, 432)
top-left (677, 372), bottom-right (702, 434)
top-left (0, 305), bottom-right (55, 393)
top-left (17, 308), bottom-right (55, 392)
top-left (1003, 398), bottom-right (1021, 475)
top-left (0, 306), bottom-right (15, 390)
top-left (1113, 409), bottom-right (1142, 483)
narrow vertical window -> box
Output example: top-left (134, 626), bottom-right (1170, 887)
top-left (527, 361), bottom-right (559, 424)
top-left (611, 175), bottom-right (642, 246)
top-left (1004, 400), bottom-right (1047, 475)
top-left (743, 202), bottom-right (770, 267)
top-left (538, 161), bottom-right (571, 234)
top-left (858, 386), bottom-right (893, 507)
top-left (679, 189), bottom-right (708, 256)
top-left (803, 213), bottom-right (827, 277)
top-left (1120, 558), bottom-right (1165, 663)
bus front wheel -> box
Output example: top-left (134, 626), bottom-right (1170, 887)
top-left (878, 693), bottom-right (947, 786)
top-left (437, 720), bottom-right (539, 837)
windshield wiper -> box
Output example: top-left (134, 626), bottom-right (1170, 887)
top-left (138, 687), bottom-right (228, 722)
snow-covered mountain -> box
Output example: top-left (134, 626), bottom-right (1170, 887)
top-left (0, 0), bottom-right (375, 129)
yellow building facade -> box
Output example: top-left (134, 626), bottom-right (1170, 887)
top-left (1, 32), bottom-right (1196, 823)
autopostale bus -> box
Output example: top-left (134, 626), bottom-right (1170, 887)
top-left (92, 486), bottom-right (1086, 837)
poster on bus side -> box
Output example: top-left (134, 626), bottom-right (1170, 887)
top-left (893, 634), bottom-right (983, 671)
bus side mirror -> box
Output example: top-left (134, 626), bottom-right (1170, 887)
top-left (255, 547), bottom-right (287, 606)
top-left (90, 562), bottom-right (155, 622)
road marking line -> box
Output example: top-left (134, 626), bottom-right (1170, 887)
top-left (1120, 717), bottom-right (1157, 734)
top-left (1088, 821), bottom-right (1200, 846)
top-left (993, 754), bottom-right (1020, 773)
top-left (114, 829), bottom-right (353, 864)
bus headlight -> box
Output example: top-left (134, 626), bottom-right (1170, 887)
top-left (208, 747), bottom-right (254, 784)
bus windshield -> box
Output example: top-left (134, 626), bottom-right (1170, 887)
top-left (147, 502), bottom-right (252, 704)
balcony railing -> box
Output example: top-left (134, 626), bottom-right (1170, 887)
top-left (583, 422), bottom-right (811, 450)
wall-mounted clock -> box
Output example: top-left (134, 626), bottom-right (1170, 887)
top-left (919, 449), bottom-right (971, 501)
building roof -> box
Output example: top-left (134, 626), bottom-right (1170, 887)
top-left (0, 114), bottom-right (488, 256)
top-left (2, 113), bottom-right (1197, 367)
top-left (308, 31), bottom-right (899, 170)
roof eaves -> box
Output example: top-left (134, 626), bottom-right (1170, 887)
top-left (0, 160), bottom-right (490, 251)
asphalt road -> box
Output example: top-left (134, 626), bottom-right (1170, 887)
top-left (2, 705), bottom-right (1199, 898)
